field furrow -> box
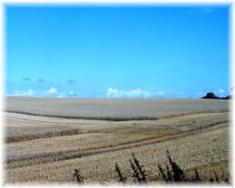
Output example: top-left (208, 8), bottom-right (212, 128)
top-left (5, 98), bottom-right (230, 183)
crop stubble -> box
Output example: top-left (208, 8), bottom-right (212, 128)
top-left (4, 97), bottom-right (230, 183)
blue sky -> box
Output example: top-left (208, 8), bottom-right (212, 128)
top-left (5, 5), bottom-right (230, 98)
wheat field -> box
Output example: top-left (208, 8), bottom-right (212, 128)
top-left (4, 97), bottom-right (230, 184)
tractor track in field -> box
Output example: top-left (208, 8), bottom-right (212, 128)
top-left (5, 111), bottom-right (229, 143)
top-left (5, 110), bottom-right (229, 122)
top-left (6, 120), bottom-right (228, 168)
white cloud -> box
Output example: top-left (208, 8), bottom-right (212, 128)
top-left (157, 90), bottom-right (165, 96)
top-left (26, 89), bottom-right (35, 96)
top-left (13, 89), bottom-right (36, 97)
top-left (46, 87), bottom-right (58, 95)
top-left (217, 88), bottom-right (225, 97)
top-left (67, 91), bottom-right (77, 97)
top-left (10, 87), bottom-right (81, 98)
top-left (218, 88), bottom-right (225, 94)
top-left (106, 88), bottom-right (153, 98)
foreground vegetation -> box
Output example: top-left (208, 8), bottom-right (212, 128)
top-left (74, 151), bottom-right (229, 184)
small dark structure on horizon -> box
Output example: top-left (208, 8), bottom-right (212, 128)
top-left (202, 92), bottom-right (231, 100)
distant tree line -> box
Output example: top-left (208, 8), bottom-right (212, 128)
top-left (202, 92), bottom-right (231, 100)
